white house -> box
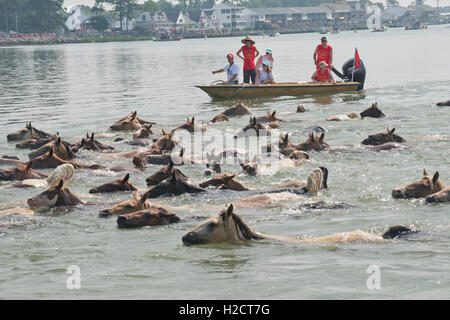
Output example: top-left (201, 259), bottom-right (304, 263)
top-left (65, 5), bottom-right (92, 30)
top-left (211, 1), bottom-right (246, 30)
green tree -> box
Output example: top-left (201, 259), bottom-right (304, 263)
top-left (90, 15), bottom-right (109, 31)
top-left (96, 0), bottom-right (137, 31)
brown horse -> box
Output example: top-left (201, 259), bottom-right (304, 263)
top-left (436, 100), bottom-right (450, 106)
top-left (360, 102), bottom-right (385, 118)
top-left (296, 105), bottom-right (305, 113)
top-left (28, 136), bottom-right (75, 160)
top-left (204, 152), bottom-right (221, 176)
top-left (145, 161), bottom-right (188, 186)
top-left (211, 113), bottom-right (229, 123)
top-left (27, 179), bottom-right (84, 210)
top-left (99, 190), bottom-right (166, 217)
top-left (71, 133), bottom-right (114, 152)
top-left (16, 136), bottom-right (55, 150)
top-left (172, 117), bottom-right (205, 133)
top-left (240, 160), bottom-right (258, 176)
top-left (133, 124), bottom-right (153, 139)
top-left (110, 111), bottom-right (142, 131)
top-left (263, 133), bottom-right (293, 154)
top-left (153, 129), bottom-right (177, 152)
top-left (0, 161), bottom-right (47, 181)
top-left (199, 173), bottom-right (251, 191)
top-left (255, 110), bottom-right (285, 123)
top-left (31, 149), bottom-right (106, 170)
top-left (117, 208), bottom-right (180, 228)
top-left (7, 122), bottom-right (53, 141)
top-left (392, 169), bottom-right (445, 199)
top-left (295, 133), bottom-right (329, 152)
top-left (147, 167), bottom-right (205, 198)
top-left (362, 128), bottom-right (406, 146)
top-left (181, 204), bottom-right (415, 246)
top-left (234, 117), bottom-right (271, 139)
top-left (89, 173), bottom-right (137, 193)
top-left (426, 187), bottom-right (450, 204)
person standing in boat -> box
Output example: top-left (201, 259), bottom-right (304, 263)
top-left (257, 61), bottom-right (275, 85)
top-left (255, 48), bottom-right (274, 86)
top-left (311, 61), bottom-right (335, 83)
top-left (211, 53), bottom-right (239, 85)
top-left (236, 36), bottom-right (259, 84)
top-left (313, 36), bottom-right (333, 69)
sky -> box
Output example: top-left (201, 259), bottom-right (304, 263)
top-left (62, 0), bottom-right (450, 10)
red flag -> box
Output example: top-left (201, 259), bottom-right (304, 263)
top-left (354, 48), bottom-right (361, 69)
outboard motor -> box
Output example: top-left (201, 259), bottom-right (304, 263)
top-left (332, 58), bottom-right (366, 90)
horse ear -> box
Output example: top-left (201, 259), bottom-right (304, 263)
top-left (432, 171), bottom-right (439, 184)
top-left (56, 136), bottom-right (61, 144)
top-left (423, 169), bottom-right (428, 176)
top-left (26, 161), bottom-right (33, 170)
top-left (179, 148), bottom-right (184, 157)
top-left (91, 132), bottom-right (95, 140)
top-left (374, 102), bottom-right (377, 107)
top-left (224, 174), bottom-right (236, 181)
top-left (191, 116), bottom-right (195, 125)
top-left (122, 173), bottom-right (130, 184)
top-left (56, 179), bottom-right (64, 189)
top-left (272, 110), bottom-right (276, 117)
top-left (283, 134), bottom-right (289, 143)
top-left (389, 128), bottom-right (395, 135)
top-left (206, 152), bottom-right (211, 161)
top-left (130, 112), bottom-right (137, 120)
top-left (226, 204), bottom-right (234, 216)
top-left (319, 133), bottom-right (325, 142)
top-left (168, 160), bottom-right (174, 170)
top-left (86, 133), bottom-right (90, 138)
top-left (162, 129), bottom-right (167, 135)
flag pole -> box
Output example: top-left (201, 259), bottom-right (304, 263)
top-left (351, 47), bottom-right (356, 82)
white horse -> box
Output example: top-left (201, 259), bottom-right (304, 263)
top-left (182, 204), bottom-right (416, 246)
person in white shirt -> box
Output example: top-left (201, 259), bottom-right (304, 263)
top-left (255, 48), bottom-right (274, 85)
top-left (212, 53), bottom-right (239, 84)
top-left (257, 61), bottom-right (275, 85)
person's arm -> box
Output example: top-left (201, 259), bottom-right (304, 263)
top-left (255, 56), bottom-right (262, 68)
top-left (255, 47), bottom-right (260, 58)
top-left (328, 70), bottom-right (335, 83)
top-left (311, 70), bottom-right (318, 82)
top-left (212, 68), bottom-right (225, 75)
top-left (329, 48), bottom-right (333, 68)
top-left (236, 47), bottom-right (244, 60)
top-left (313, 48), bottom-right (317, 66)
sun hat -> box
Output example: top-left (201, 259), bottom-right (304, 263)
top-left (266, 48), bottom-right (272, 54)
top-left (321, 36), bottom-right (328, 41)
top-left (227, 53), bottom-right (234, 58)
top-left (241, 35), bottom-right (255, 45)
top-left (263, 61), bottom-right (271, 67)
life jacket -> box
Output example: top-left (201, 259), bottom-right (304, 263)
top-left (316, 44), bottom-right (332, 66)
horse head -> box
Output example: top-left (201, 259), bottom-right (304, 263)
top-left (295, 133), bottom-right (329, 152)
top-left (117, 208), bottom-right (180, 228)
top-left (392, 169), bottom-right (445, 199)
top-left (362, 127), bottom-right (406, 146)
top-left (27, 179), bottom-right (84, 210)
top-left (89, 173), bottom-right (137, 193)
top-left (182, 204), bottom-right (263, 246)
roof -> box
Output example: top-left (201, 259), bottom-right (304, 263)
top-left (324, 3), bottom-right (353, 12)
top-left (250, 7), bottom-right (296, 15)
top-left (188, 9), bottom-right (202, 22)
top-left (384, 6), bottom-right (412, 17)
top-left (292, 6), bottom-right (332, 14)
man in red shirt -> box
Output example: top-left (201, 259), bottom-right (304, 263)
top-left (313, 36), bottom-right (333, 69)
top-left (236, 36), bottom-right (260, 84)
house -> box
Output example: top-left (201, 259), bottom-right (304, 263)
top-left (381, 6), bottom-right (414, 26)
top-left (65, 5), bottom-right (93, 31)
top-left (135, 11), bottom-right (175, 31)
top-left (196, 8), bottom-right (220, 30)
top-left (211, 1), bottom-right (246, 30)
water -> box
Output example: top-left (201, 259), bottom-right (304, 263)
top-left (1, 26), bottom-right (449, 299)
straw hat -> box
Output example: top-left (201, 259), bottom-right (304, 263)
top-left (241, 35), bottom-right (255, 45)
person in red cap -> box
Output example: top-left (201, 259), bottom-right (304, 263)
top-left (313, 36), bottom-right (333, 69)
top-left (212, 53), bottom-right (240, 84)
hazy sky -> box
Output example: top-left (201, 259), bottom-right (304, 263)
top-left (62, 0), bottom-right (450, 10)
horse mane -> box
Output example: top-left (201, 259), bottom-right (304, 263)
top-left (226, 213), bottom-right (264, 241)
top-left (306, 167), bottom-right (327, 193)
